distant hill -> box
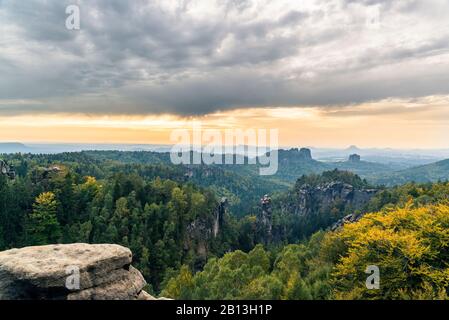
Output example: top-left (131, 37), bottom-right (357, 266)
top-left (84, 149), bottom-right (399, 187)
top-left (270, 149), bottom-right (396, 183)
top-left (372, 158), bottom-right (449, 185)
top-left (0, 143), bottom-right (32, 154)
top-left (329, 160), bottom-right (395, 179)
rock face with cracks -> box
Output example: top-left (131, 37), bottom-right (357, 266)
top-left (0, 243), bottom-right (159, 300)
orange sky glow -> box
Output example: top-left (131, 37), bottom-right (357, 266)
top-left (1, 96), bottom-right (448, 149)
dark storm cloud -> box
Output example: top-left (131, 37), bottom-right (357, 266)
top-left (1, 0), bottom-right (449, 116)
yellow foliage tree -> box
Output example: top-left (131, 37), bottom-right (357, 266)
top-left (323, 203), bottom-right (449, 299)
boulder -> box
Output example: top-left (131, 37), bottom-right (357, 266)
top-left (0, 243), bottom-right (157, 300)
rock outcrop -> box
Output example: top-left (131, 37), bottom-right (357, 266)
top-left (283, 182), bottom-right (377, 217)
top-left (267, 179), bottom-right (377, 240)
top-left (348, 154), bottom-right (361, 162)
top-left (299, 148), bottom-right (313, 160)
top-left (0, 243), bottom-right (159, 300)
top-left (213, 197), bottom-right (228, 238)
top-left (0, 159), bottom-right (15, 179)
top-left (330, 212), bottom-right (363, 231)
top-left (257, 195), bottom-right (273, 245)
top-left (184, 198), bottom-right (230, 269)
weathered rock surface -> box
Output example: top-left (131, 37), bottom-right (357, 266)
top-left (0, 243), bottom-right (158, 300)
top-left (299, 148), bottom-right (313, 160)
top-left (269, 180), bottom-right (378, 239)
top-left (282, 182), bottom-right (377, 217)
top-left (330, 212), bottom-right (363, 231)
top-left (0, 159), bottom-right (15, 179)
top-left (67, 266), bottom-right (146, 300)
top-left (184, 198), bottom-right (229, 269)
top-left (257, 195), bottom-right (273, 245)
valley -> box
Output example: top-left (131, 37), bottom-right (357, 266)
top-left (1, 148), bottom-right (449, 299)
top-left (2, 0), bottom-right (449, 304)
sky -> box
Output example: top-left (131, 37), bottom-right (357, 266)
top-left (1, 0), bottom-right (449, 148)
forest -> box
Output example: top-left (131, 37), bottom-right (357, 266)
top-left (1, 150), bottom-right (449, 299)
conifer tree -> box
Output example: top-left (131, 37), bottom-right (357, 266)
top-left (26, 192), bottom-right (62, 245)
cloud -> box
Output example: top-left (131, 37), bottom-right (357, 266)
top-left (1, 0), bottom-right (449, 116)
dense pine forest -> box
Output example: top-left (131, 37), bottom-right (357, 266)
top-left (1, 150), bottom-right (449, 299)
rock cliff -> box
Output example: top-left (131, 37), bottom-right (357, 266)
top-left (299, 148), bottom-right (313, 160)
top-left (330, 212), bottom-right (363, 231)
top-left (0, 243), bottom-right (161, 300)
top-left (257, 195), bottom-right (273, 245)
top-left (282, 181), bottom-right (377, 217)
top-left (268, 174), bottom-right (379, 241)
top-left (348, 154), bottom-right (361, 162)
top-left (0, 159), bottom-right (15, 179)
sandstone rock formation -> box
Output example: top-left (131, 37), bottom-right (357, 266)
top-left (330, 212), bottom-right (363, 231)
top-left (184, 197), bottom-right (229, 269)
top-left (0, 243), bottom-right (159, 300)
top-left (268, 179), bottom-right (378, 240)
top-left (257, 195), bottom-right (273, 245)
top-left (283, 181), bottom-right (377, 217)
top-left (348, 154), bottom-right (361, 162)
top-left (299, 148), bottom-right (313, 160)
top-left (213, 197), bottom-right (228, 238)
top-left (0, 159), bottom-right (15, 179)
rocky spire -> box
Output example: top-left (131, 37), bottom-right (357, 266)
top-left (0, 160), bottom-right (15, 179)
top-left (213, 197), bottom-right (228, 238)
top-left (299, 148), bottom-right (312, 160)
top-left (257, 195), bottom-right (273, 245)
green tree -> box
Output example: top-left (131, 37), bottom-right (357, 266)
top-left (282, 272), bottom-right (312, 300)
top-left (161, 265), bottom-right (194, 299)
top-left (26, 192), bottom-right (62, 245)
top-left (241, 275), bottom-right (283, 300)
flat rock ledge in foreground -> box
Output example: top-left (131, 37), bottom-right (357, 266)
top-left (0, 243), bottom-right (159, 300)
